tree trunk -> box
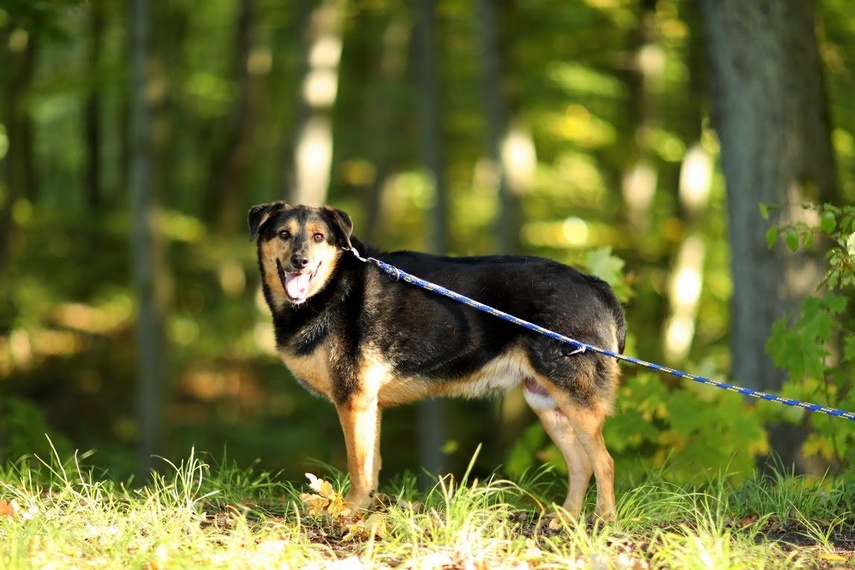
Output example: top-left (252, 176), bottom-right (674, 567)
top-left (476, 0), bottom-right (522, 255)
top-left (698, 0), bottom-right (838, 468)
top-left (414, 0), bottom-right (447, 485)
top-left (363, 15), bottom-right (410, 244)
top-left (128, 0), bottom-right (167, 477)
top-left (86, 0), bottom-right (105, 211)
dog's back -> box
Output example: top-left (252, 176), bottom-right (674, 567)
top-left (360, 246), bottom-right (624, 404)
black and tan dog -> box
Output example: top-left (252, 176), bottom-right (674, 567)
top-left (249, 202), bottom-right (626, 519)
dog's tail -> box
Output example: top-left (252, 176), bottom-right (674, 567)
top-left (587, 276), bottom-right (626, 354)
top-left (615, 310), bottom-right (627, 354)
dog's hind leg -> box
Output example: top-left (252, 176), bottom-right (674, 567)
top-left (531, 407), bottom-right (593, 518)
top-left (524, 375), bottom-right (615, 520)
top-left (524, 378), bottom-right (593, 518)
top-left (336, 396), bottom-right (381, 509)
top-left (557, 399), bottom-right (615, 520)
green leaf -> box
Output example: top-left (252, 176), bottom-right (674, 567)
top-left (766, 295), bottom-right (845, 381)
top-left (800, 295), bottom-right (845, 343)
top-left (843, 335), bottom-right (855, 363)
top-left (803, 231), bottom-right (814, 249)
top-left (759, 202), bottom-right (769, 221)
top-left (785, 229), bottom-right (799, 252)
top-left (765, 227), bottom-right (779, 249)
top-left (826, 269), bottom-right (840, 289)
top-left (668, 392), bottom-right (706, 433)
top-left (821, 210), bottom-right (836, 234)
top-left (585, 247), bottom-right (631, 302)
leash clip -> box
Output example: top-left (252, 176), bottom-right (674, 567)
top-left (567, 345), bottom-right (587, 356)
top-left (344, 245), bottom-right (368, 263)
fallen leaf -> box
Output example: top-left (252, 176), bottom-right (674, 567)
top-left (364, 512), bottom-right (388, 539)
top-left (0, 500), bottom-right (16, 517)
top-left (300, 492), bottom-right (331, 517)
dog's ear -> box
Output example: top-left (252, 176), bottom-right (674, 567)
top-left (247, 202), bottom-right (286, 241)
top-left (322, 206), bottom-right (354, 249)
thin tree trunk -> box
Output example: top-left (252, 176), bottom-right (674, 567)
top-left (363, 17), bottom-right (410, 243)
top-left (149, 1), bottom-right (185, 213)
top-left (476, 0), bottom-right (522, 255)
top-left (698, 0), bottom-right (838, 469)
top-left (128, 0), bottom-right (166, 477)
top-left (414, 0), bottom-right (446, 485)
top-left (86, 0), bottom-right (105, 211)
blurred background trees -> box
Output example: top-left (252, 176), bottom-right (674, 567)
top-left (1, 0), bottom-right (854, 485)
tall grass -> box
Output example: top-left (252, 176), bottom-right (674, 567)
top-left (0, 446), bottom-right (851, 569)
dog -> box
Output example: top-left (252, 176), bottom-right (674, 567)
top-left (249, 202), bottom-right (626, 519)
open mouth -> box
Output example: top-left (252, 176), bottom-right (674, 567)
top-left (276, 259), bottom-right (320, 305)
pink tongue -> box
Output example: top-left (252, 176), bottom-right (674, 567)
top-left (285, 273), bottom-right (311, 300)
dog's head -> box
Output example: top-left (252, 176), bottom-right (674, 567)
top-left (248, 202), bottom-right (353, 308)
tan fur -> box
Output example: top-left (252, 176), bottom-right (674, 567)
top-left (365, 345), bottom-right (535, 406)
top-left (531, 406), bottom-right (593, 515)
top-left (429, 346), bottom-right (532, 399)
top-left (260, 239), bottom-right (289, 311)
top-left (279, 345), bottom-right (335, 399)
top-left (336, 397), bottom-right (381, 507)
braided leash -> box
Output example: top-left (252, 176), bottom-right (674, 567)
top-left (346, 247), bottom-right (855, 422)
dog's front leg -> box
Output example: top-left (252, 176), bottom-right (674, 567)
top-left (336, 394), bottom-right (380, 509)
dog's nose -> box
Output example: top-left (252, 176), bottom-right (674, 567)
top-left (291, 254), bottom-right (310, 269)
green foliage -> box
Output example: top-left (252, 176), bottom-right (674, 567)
top-left (765, 203), bottom-right (855, 468)
top-left (767, 295), bottom-right (846, 381)
top-left (605, 371), bottom-right (767, 483)
top-left (0, 398), bottom-right (71, 463)
top-left (0, 0), bottom-right (82, 38)
top-left (585, 247), bottom-right (632, 303)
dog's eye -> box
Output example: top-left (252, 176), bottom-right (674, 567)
top-left (278, 230), bottom-right (291, 240)
top-left (312, 232), bottom-right (324, 243)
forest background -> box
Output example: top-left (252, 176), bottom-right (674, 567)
top-left (1, 0), bottom-right (854, 492)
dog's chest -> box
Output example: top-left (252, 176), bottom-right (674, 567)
top-left (279, 345), bottom-right (335, 400)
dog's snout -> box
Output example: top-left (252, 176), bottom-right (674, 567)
top-left (291, 254), bottom-right (310, 269)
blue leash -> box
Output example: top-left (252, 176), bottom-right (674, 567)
top-left (346, 247), bottom-right (855, 422)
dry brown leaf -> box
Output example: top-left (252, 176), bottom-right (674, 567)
top-left (0, 500), bottom-right (16, 517)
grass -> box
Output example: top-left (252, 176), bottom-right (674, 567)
top-left (1, 447), bottom-right (853, 569)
